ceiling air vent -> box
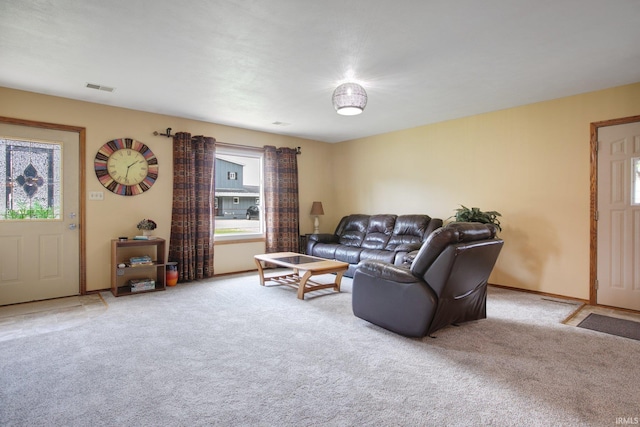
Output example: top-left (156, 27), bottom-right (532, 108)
top-left (85, 83), bottom-right (115, 92)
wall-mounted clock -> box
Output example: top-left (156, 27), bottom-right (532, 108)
top-left (94, 138), bottom-right (159, 196)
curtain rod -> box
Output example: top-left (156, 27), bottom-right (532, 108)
top-left (153, 127), bottom-right (173, 138)
top-left (215, 141), bottom-right (265, 152)
top-left (215, 141), bottom-right (301, 155)
top-left (153, 128), bottom-right (301, 154)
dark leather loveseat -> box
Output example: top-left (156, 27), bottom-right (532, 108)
top-left (352, 222), bottom-right (504, 337)
top-left (306, 214), bottom-right (443, 277)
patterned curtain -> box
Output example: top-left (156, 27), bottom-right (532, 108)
top-left (168, 132), bottom-right (216, 282)
top-left (264, 146), bottom-right (300, 253)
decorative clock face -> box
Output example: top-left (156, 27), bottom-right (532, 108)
top-left (94, 138), bottom-right (159, 196)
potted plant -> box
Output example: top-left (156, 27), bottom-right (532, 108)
top-left (137, 218), bottom-right (157, 236)
top-left (450, 205), bottom-right (502, 232)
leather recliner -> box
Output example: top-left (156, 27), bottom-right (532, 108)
top-left (352, 222), bottom-right (504, 337)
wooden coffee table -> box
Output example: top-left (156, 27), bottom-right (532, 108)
top-left (254, 252), bottom-right (349, 299)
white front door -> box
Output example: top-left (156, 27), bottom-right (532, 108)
top-left (597, 121), bottom-right (640, 311)
top-left (0, 122), bottom-right (81, 305)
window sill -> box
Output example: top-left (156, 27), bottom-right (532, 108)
top-left (214, 235), bottom-right (265, 245)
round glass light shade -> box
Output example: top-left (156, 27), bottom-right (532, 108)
top-left (332, 82), bottom-right (367, 115)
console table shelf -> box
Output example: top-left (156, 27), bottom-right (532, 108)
top-left (111, 238), bottom-right (166, 297)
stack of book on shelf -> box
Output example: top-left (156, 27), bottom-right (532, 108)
top-left (129, 278), bottom-right (155, 292)
top-left (129, 255), bottom-right (153, 267)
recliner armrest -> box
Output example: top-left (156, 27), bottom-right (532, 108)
top-left (393, 242), bottom-right (422, 253)
top-left (357, 260), bottom-right (417, 283)
top-left (308, 233), bottom-right (339, 244)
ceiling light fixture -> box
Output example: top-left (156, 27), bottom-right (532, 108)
top-left (332, 82), bottom-right (367, 116)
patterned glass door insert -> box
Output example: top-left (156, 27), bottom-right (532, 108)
top-left (0, 138), bottom-right (61, 220)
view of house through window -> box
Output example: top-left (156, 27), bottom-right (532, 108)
top-left (214, 148), bottom-right (263, 238)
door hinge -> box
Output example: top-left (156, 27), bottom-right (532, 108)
top-left (595, 279), bottom-right (599, 290)
top-left (595, 211), bottom-right (599, 221)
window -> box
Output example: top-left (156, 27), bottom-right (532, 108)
top-left (214, 147), bottom-right (264, 240)
top-left (0, 138), bottom-right (61, 220)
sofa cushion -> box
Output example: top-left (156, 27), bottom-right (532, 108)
top-left (385, 215), bottom-right (432, 250)
top-left (335, 246), bottom-right (363, 264)
top-left (360, 248), bottom-right (396, 264)
top-left (338, 214), bottom-right (370, 247)
top-left (361, 214), bottom-right (396, 249)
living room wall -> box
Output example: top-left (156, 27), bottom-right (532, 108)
top-left (331, 81), bottom-right (640, 300)
top-left (0, 87), bottom-right (333, 292)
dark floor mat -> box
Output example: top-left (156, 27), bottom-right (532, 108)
top-left (577, 313), bottom-right (640, 341)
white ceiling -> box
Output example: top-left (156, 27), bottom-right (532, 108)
top-left (1, 1), bottom-right (640, 143)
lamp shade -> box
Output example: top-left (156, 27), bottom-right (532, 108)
top-left (310, 201), bottom-right (324, 215)
top-left (332, 82), bottom-right (367, 115)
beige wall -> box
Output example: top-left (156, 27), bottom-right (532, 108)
top-left (332, 82), bottom-right (640, 299)
top-left (0, 87), bottom-right (332, 291)
top-left (2, 82), bottom-right (640, 299)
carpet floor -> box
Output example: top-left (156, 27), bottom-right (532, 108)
top-left (0, 273), bottom-right (639, 426)
top-left (0, 294), bottom-right (106, 342)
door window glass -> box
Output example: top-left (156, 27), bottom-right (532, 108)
top-left (633, 157), bottom-right (640, 205)
top-left (0, 138), bottom-right (61, 220)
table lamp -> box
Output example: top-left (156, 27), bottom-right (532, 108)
top-left (310, 201), bottom-right (324, 234)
